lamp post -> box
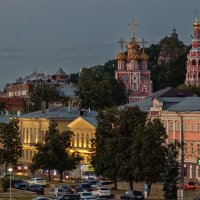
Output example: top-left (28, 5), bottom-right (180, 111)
top-left (8, 167), bottom-right (13, 200)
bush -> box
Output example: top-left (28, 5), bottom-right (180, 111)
top-left (2, 177), bottom-right (10, 192)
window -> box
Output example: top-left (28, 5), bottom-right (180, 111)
top-left (197, 123), bottom-right (200, 132)
top-left (23, 128), bottom-right (25, 143)
top-left (71, 134), bottom-right (74, 147)
top-left (26, 150), bottom-right (29, 159)
top-left (184, 123), bottom-right (187, 131)
top-left (190, 143), bottom-right (194, 155)
top-left (86, 134), bottom-right (89, 148)
top-left (192, 59), bottom-right (196, 65)
top-left (169, 121), bottom-right (173, 131)
top-left (30, 151), bottom-right (32, 159)
top-left (30, 128), bottom-right (32, 141)
top-left (191, 123), bottom-right (194, 132)
top-left (81, 134), bottom-right (84, 147)
top-left (77, 133), bottom-right (79, 147)
top-left (197, 143), bottom-right (200, 156)
top-left (176, 122), bottom-right (180, 131)
top-left (26, 128), bottom-right (29, 143)
top-left (133, 83), bottom-right (137, 90)
top-left (184, 143), bottom-right (187, 155)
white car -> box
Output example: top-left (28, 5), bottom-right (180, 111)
top-left (32, 197), bottom-right (51, 200)
top-left (92, 187), bottom-right (111, 197)
top-left (78, 191), bottom-right (95, 200)
top-left (28, 178), bottom-right (46, 187)
top-left (49, 187), bottom-right (66, 197)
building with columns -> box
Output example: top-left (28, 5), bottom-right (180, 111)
top-left (124, 87), bottom-right (200, 181)
top-left (115, 20), bottom-right (152, 103)
top-left (185, 17), bottom-right (200, 86)
top-left (18, 106), bottom-right (97, 171)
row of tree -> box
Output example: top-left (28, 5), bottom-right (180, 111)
top-left (92, 107), bottom-right (179, 199)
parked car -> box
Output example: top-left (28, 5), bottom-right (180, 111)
top-left (58, 185), bottom-right (74, 193)
top-left (78, 191), bottom-right (95, 200)
top-left (28, 178), bottom-right (46, 187)
top-left (11, 179), bottom-right (26, 187)
top-left (120, 190), bottom-right (144, 200)
top-left (26, 184), bottom-right (44, 195)
top-left (92, 187), bottom-right (111, 197)
top-left (76, 183), bottom-right (93, 192)
top-left (57, 194), bottom-right (80, 200)
top-left (95, 181), bottom-right (114, 189)
top-left (32, 198), bottom-right (52, 200)
top-left (49, 187), bottom-right (66, 197)
top-left (185, 181), bottom-right (197, 191)
top-left (88, 181), bottom-right (101, 188)
top-left (14, 182), bottom-right (28, 190)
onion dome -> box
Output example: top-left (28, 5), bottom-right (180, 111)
top-left (127, 38), bottom-right (140, 51)
top-left (117, 51), bottom-right (127, 60)
top-left (140, 50), bottom-right (149, 61)
top-left (128, 52), bottom-right (140, 61)
top-left (193, 17), bottom-right (200, 30)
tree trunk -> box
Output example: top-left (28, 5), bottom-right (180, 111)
top-left (129, 180), bottom-right (133, 190)
top-left (48, 170), bottom-right (51, 182)
top-left (147, 181), bottom-right (152, 197)
top-left (113, 179), bottom-right (117, 190)
top-left (59, 170), bottom-right (63, 182)
top-left (5, 162), bottom-right (8, 173)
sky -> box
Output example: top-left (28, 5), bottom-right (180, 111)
top-left (0, 0), bottom-right (199, 90)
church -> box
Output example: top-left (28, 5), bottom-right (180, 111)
top-left (115, 19), bottom-right (152, 103)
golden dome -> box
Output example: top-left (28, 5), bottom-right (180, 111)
top-left (128, 52), bottom-right (139, 61)
top-left (117, 51), bottom-right (127, 60)
top-left (140, 50), bottom-right (149, 61)
top-left (127, 39), bottom-right (140, 51)
top-left (193, 17), bottom-right (200, 29)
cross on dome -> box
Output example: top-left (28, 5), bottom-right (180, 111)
top-left (128, 18), bottom-right (139, 38)
top-left (118, 37), bottom-right (126, 51)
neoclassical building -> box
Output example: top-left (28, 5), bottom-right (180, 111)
top-left (18, 106), bottom-right (97, 167)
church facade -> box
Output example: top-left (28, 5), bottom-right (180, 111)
top-left (185, 17), bottom-right (200, 86)
top-left (115, 20), bottom-right (152, 103)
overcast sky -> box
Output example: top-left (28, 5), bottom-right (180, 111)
top-left (0, 0), bottom-right (199, 90)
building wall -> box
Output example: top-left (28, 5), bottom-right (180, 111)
top-left (18, 117), bottom-right (95, 167)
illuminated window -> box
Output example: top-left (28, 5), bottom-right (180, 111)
top-left (30, 128), bottom-right (32, 141)
top-left (77, 133), bottom-right (79, 147)
top-left (86, 134), bottom-right (89, 148)
top-left (26, 128), bottom-right (29, 143)
top-left (81, 134), bottom-right (84, 147)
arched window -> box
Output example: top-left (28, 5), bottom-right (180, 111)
top-left (192, 59), bottom-right (196, 65)
top-left (81, 134), bottom-right (84, 147)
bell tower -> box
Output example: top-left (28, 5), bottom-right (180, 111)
top-left (185, 16), bottom-right (200, 86)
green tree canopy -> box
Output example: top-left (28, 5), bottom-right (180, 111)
top-left (29, 83), bottom-right (64, 112)
top-left (0, 118), bottom-right (22, 172)
top-left (77, 61), bottom-right (127, 110)
top-left (32, 122), bottom-right (82, 182)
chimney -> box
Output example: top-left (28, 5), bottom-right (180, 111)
top-left (41, 101), bottom-right (46, 113)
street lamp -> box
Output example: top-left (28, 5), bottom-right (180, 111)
top-left (8, 167), bottom-right (13, 200)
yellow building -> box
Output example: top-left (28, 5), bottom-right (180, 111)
top-left (18, 106), bottom-right (97, 165)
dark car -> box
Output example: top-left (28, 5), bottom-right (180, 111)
top-left (76, 183), bottom-right (92, 192)
top-left (11, 179), bottom-right (26, 188)
top-left (58, 194), bottom-right (80, 200)
top-left (120, 190), bottom-right (144, 200)
top-left (14, 182), bottom-right (28, 190)
top-left (27, 184), bottom-right (44, 195)
top-left (58, 185), bottom-right (74, 193)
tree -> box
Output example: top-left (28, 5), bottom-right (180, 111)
top-left (162, 142), bottom-right (180, 200)
top-left (92, 107), bottom-right (121, 189)
top-left (29, 83), bottom-right (64, 111)
top-left (77, 62), bottom-right (128, 110)
top-left (0, 118), bottom-right (22, 172)
top-left (117, 107), bottom-right (147, 189)
top-left (138, 118), bottom-right (167, 195)
top-left (32, 122), bottom-right (82, 182)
